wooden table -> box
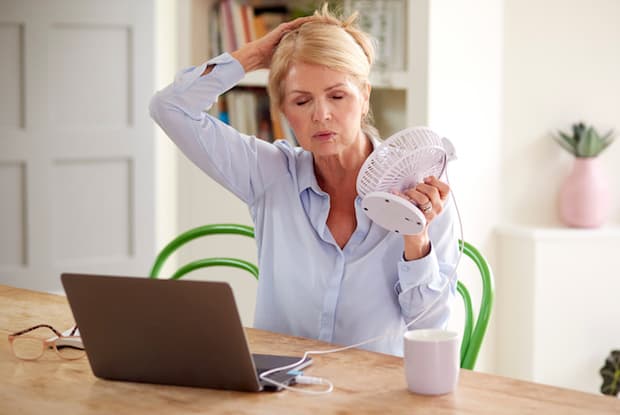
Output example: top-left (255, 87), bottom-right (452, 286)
top-left (1, 284), bottom-right (619, 414)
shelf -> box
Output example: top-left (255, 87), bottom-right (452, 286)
top-left (495, 224), bottom-right (620, 240)
top-left (239, 69), bottom-right (412, 90)
top-left (370, 71), bottom-right (413, 90)
top-left (239, 69), bottom-right (269, 87)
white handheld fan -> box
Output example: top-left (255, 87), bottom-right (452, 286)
top-left (356, 126), bottom-right (457, 235)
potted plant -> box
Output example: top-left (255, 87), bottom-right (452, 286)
top-left (553, 122), bottom-right (615, 228)
top-left (600, 350), bottom-right (620, 397)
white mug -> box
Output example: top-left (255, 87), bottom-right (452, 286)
top-left (403, 329), bottom-right (460, 395)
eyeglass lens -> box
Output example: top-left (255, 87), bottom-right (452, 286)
top-left (54, 337), bottom-right (84, 359)
top-left (12, 336), bottom-right (84, 360)
top-left (11, 337), bottom-right (45, 360)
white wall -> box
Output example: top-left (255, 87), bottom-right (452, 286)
top-left (427, 0), bottom-right (620, 380)
top-left (427, 0), bottom-right (504, 373)
top-left (502, 0), bottom-right (620, 226)
top-left (155, 0), bottom-right (179, 255)
top-left (495, 0), bottom-right (620, 393)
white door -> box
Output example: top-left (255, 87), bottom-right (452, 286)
top-left (0, 0), bottom-right (155, 293)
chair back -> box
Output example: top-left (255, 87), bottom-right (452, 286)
top-left (149, 223), bottom-right (257, 280)
top-left (456, 240), bottom-right (494, 370)
top-left (150, 224), bottom-right (494, 369)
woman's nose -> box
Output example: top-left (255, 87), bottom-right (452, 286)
top-left (312, 100), bottom-right (331, 122)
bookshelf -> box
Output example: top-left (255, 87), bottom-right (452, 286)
top-left (192, 0), bottom-right (428, 140)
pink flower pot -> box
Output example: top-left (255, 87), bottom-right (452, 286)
top-left (559, 157), bottom-right (610, 228)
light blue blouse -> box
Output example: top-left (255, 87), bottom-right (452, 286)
top-left (149, 53), bottom-right (459, 356)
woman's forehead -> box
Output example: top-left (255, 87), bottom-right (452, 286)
top-left (284, 62), bottom-right (357, 94)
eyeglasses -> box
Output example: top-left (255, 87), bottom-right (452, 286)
top-left (8, 324), bottom-right (85, 361)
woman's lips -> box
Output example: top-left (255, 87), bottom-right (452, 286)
top-left (313, 131), bottom-right (336, 141)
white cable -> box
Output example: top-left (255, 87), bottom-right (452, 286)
top-left (295, 375), bottom-right (328, 385)
top-left (259, 362), bottom-right (333, 394)
top-left (259, 167), bottom-right (465, 395)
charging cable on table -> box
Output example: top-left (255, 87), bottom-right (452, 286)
top-left (260, 171), bottom-right (465, 395)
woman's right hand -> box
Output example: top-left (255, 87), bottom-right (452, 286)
top-left (231, 16), bottom-right (313, 72)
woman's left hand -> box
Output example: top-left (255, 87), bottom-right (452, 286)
top-left (392, 176), bottom-right (450, 260)
top-left (400, 176), bottom-right (450, 223)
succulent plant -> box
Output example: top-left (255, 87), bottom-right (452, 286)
top-left (600, 350), bottom-right (620, 397)
top-left (553, 122), bottom-right (615, 158)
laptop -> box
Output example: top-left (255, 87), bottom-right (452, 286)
top-left (60, 273), bottom-right (311, 392)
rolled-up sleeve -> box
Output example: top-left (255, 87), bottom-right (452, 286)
top-left (149, 53), bottom-right (289, 205)
top-left (150, 53), bottom-right (245, 121)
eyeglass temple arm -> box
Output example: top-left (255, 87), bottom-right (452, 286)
top-left (10, 324), bottom-right (63, 337)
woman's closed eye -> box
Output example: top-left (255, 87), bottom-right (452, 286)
top-left (293, 94), bottom-right (344, 106)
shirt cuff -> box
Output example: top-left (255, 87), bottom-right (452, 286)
top-left (172, 52), bottom-right (245, 95)
top-left (394, 243), bottom-right (440, 295)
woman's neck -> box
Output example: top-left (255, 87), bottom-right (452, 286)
top-left (314, 134), bottom-right (373, 192)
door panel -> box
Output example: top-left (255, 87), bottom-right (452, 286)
top-left (0, 0), bottom-right (155, 293)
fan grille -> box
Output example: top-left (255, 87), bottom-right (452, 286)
top-left (357, 127), bottom-right (447, 196)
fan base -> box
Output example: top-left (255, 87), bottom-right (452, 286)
top-left (361, 192), bottom-right (426, 235)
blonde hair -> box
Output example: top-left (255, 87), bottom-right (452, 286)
top-left (268, 3), bottom-right (378, 138)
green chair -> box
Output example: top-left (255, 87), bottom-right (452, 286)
top-left (149, 223), bottom-right (258, 280)
top-left (149, 224), bottom-right (494, 369)
top-left (456, 240), bottom-right (494, 370)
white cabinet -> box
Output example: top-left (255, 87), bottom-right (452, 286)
top-left (495, 225), bottom-right (620, 394)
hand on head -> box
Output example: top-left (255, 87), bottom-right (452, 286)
top-left (231, 16), bottom-right (314, 72)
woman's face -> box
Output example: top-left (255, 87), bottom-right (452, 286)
top-left (281, 62), bottom-right (369, 158)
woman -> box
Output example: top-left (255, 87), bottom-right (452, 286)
top-left (150, 4), bottom-right (458, 356)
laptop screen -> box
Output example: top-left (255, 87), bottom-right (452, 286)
top-left (61, 273), bottom-right (310, 392)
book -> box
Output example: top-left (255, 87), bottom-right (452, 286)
top-left (277, 112), bottom-right (297, 146)
top-left (219, 0), bottom-right (237, 52)
top-left (266, 102), bottom-right (297, 145)
top-left (253, 14), bottom-right (269, 39)
top-left (270, 108), bottom-right (285, 140)
top-left (241, 4), bottom-right (256, 43)
top-left (229, 0), bottom-right (246, 48)
top-left (209, 5), bottom-right (221, 56)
